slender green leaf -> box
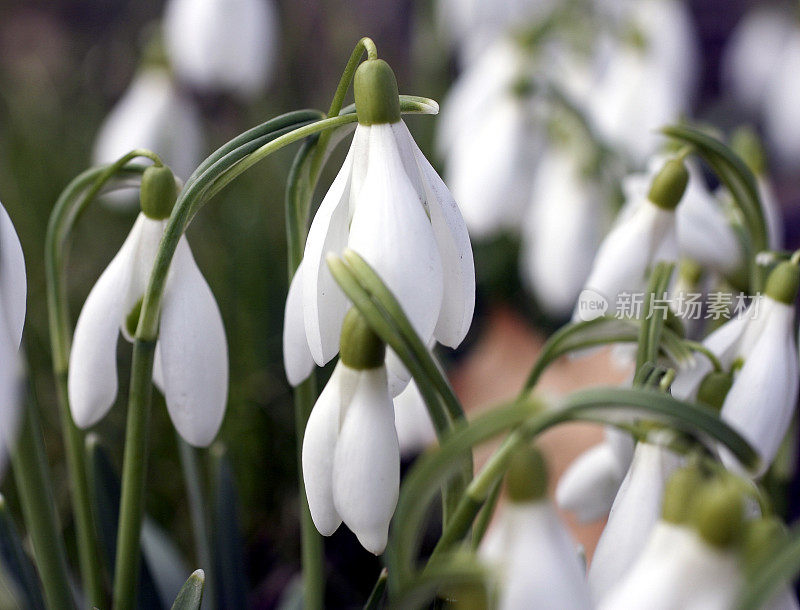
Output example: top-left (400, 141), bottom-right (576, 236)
top-left (171, 570), bottom-right (205, 610)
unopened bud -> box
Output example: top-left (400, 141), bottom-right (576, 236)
top-left (648, 158), bottom-right (689, 211)
top-left (690, 480), bottom-right (744, 548)
top-left (696, 371), bottom-right (733, 411)
top-left (765, 261), bottom-right (800, 305)
top-left (354, 59), bottom-right (401, 126)
top-left (506, 444), bottom-right (548, 503)
top-left (662, 464), bottom-right (704, 525)
top-left (140, 165), bottom-right (177, 220)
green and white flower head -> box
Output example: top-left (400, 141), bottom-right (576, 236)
top-left (0, 200), bottom-right (27, 476)
top-left (482, 446), bottom-right (592, 610)
top-left (589, 431), bottom-right (683, 601)
top-left (302, 309), bottom-right (399, 555)
top-left (163, 0), bottom-right (279, 99)
top-left (719, 261), bottom-right (799, 475)
top-left (68, 166), bottom-right (229, 447)
top-left (574, 156), bottom-right (688, 320)
top-left (284, 58), bottom-right (475, 394)
top-left (93, 58), bottom-right (203, 209)
top-left (599, 474), bottom-right (745, 610)
top-left (555, 425), bottom-right (634, 523)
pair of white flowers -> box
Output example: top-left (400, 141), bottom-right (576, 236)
top-left (0, 201), bottom-right (26, 476)
top-left (68, 166), bottom-right (228, 447)
top-left (283, 59), bottom-right (475, 554)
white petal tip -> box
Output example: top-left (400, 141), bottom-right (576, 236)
top-left (354, 527), bottom-right (389, 555)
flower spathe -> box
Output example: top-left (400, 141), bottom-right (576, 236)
top-left (68, 212), bottom-right (228, 447)
top-left (302, 361), bottom-right (399, 555)
top-left (163, 0), bottom-right (279, 99)
top-left (0, 201), bottom-right (27, 476)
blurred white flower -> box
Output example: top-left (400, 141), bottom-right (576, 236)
top-left (722, 7), bottom-right (794, 114)
top-left (92, 67), bottom-right (203, 208)
top-left (302, 361), bottom-right (399, 555)
top-left (763, 33), bottom-right (800, 169)
top-left (68, 212), bottom-right (228, 447)
top-left (598, 520), bottom-right (741, 609)
top-left (163, 0), bottom-right (279, 99)
top-left (294, 117), bottom-right (474, 394)
top-left (555, 426), bottom-right (634, 522)
top-left (588, 0), bottom-right (698, 163)
top-left (521, 145), bottom-right (605, 317)
top-left (0, 202), bottom-right (26, 475)
top-left (589, 435), bottom-right (682, 601)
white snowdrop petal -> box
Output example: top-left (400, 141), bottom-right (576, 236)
top-left (302, 363), bottom-right (345, 536)
top-left (589, 442), bottom-right (682, 601)
top-left (333, 367), bottom-right (399, 555)
top-left (393, 379), bottom-right (436, 456)
top-left (283, 262), bottom-right (314, 386)
top-left (764, 34), bottom-right (800, 167)
top-left (522, 150), bottom-right (601, 317)
top-left (348, 125), bottom-right (443, 350)
top-left (500, 503), bottom-right (592, 610)
top-left (721, 300), bottom-right (798, 474)
top-left (68, 233), bottom-right (138, 428)
top-left (0, 298), bottom-right (22, 478)
top-left (394, 122), bottom-right (475, 347)
top-left (0, 203), bottom-right (26, 348)
top-left (555, 442), bottom-right (626, 523)
top-left (158, 237), bottom-right (228, 447)
top-left (302, 147), bottom-right (355, 366)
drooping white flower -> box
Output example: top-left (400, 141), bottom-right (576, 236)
top-left (555, 426), bottom-right (634, 523)
top-left (290, 60), bottom-right (474, 395)
top-left (587, 0), bottom-right (698, 163)
top-left (521, 145), bottom-right (605, 317)
top-left (589, 434), bottom-right (683, 601)
top-left (302, 328), bottom-right (400, 556)
top-left (0, 201), bottom-right (27, 475)
top-left (719, 263), bottom-right (799, 475)
top-left (163, 0), bottom-right (279, 99)
top-left (599, 475), bottom-right (746, 610)
top-left (92, 67), bottom-right (203, 209)
top-left (761, 31), bottom-right (800, 169)
top-left (68, 170), bottom-right (228, 447)
top-left (483, 446), bottom-right (592, 610)
top-left (574, 157), bottom-right (687, 320)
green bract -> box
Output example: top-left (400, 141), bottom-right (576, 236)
top-left (140, 165), bottom-right (178, 220)
top-left (339, 307), bottom-right (386, 370)
top-left (648, 157), bottom-right (689, 210)
top-left (354, 59), bottom-right (401, 125)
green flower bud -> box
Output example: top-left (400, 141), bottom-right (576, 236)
top-left (506, 445), bottom-right (548, 503)
top-left (662, 464), bottom-right (704, 525)
top-left (696, 371), bottom-right (733, 411)
top-left (731, 127), bottom-right (766, 177)
top-left (742, 517), bottom-right (786, 574)
top-left (765, 261), bottom-right (800, 305)
top-left (354, 59), bottom-right (401, 126)
top-left (140, 165), bottom-right (178, 220)
top-left (339, 308), bottom-right (385, 370)
top-left (648, 158), bottom-right (689, 210)
top-left (690, 480), bottom-right (744, 548)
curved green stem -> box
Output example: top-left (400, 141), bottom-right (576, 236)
top-left (45, 152), bottom-right (154, 607)
top-left (684, 340), bottom-right (723, 372)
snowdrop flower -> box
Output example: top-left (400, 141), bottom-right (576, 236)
top-left (722, 7), bottom-right (794, 114)
top-left (574, 156), bottom-right (687, 320)
top-left (588, 0), bottom-right (698, 163)
top-left (599, 474), bottom-right (745, 610)
top-left (68, 166), bottom-right (228, 447)
top-left (555, 425), bottom-right (634, 522)
top-left (719, 261), bottom-right (799, 475)
top-left (0, 201), bottom-right (27, 475)
top-left (761, 31), bottom-right (800, 169)
top-left (393, 380), bottom-right (436, 456)
top-left (483, 446), bottom-right (592, 610)
top-left (93, 66), bottom-right (203, 209)
top-left (623, 155), bottom-right (744, 277)
top-left (438, 37), bottom-right (543, 238)
top-left (302, 309), bottom-right (399, 554)
top-left (521, 144), bottom-right (605, 317)
top-left (163, 0), bottom-right (279, 99)
top-left (589, 432), bottom-right (683, 601)
top-left (287, 59), bottom-right (475, 394)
